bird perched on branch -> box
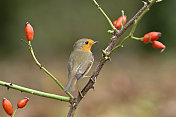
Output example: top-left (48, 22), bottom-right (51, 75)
top-left (64, 39), bottom-right (97, 95)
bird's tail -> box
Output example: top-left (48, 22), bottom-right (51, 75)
top-left (64, 78), bottom-right (77, 92)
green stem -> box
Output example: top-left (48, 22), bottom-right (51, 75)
top-left (93, 0), bottom-right (115, 30)
top-left (28, 41), bottom-right (73, 99)
top-left (109, 35), bottom-right (130, 56)
top-left (0, 81), bottom-right (70, 102)
top-left (11, 108), bottom-right (18, 117)
top-left (121, 10), bottom-right (125, 29)
top-left (131, 36), bottom-right (143, 41)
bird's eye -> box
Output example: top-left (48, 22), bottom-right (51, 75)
top-left (85, 41), bottom-right (89, 44)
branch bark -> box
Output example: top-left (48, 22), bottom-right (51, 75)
top-left (67, 0), bottom-right (158, 117)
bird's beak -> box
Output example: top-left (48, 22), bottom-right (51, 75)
top-left (93, 41), bottom-right (98, 44)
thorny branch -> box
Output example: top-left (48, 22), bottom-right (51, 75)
top-left (67, 0), bottom-right (159, 117)
top-left (0, 0), bottom-right (161, 116)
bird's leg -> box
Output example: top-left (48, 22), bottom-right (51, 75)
top-left (84, 76), bottom-right (96, 83)
top-left (84, 76), bottom-right (96, 90)
top-left (76, 81), bottom-right (84, 98)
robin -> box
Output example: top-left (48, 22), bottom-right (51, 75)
top-left (64, 38), bottom-right (97, 95)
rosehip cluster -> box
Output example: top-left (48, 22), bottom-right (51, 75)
top-left (143, 32), bottom-right (165, 50)
top-left (113, 15), bottom-right (165, 51)
top-left (2, 97), bottom-right (29, 116)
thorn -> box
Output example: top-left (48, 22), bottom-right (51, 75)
top-left (5, 84), bottom-right (9, 87)
top-left (5, 83), bottom-right (13, 90)
top-left (20, 38), bottom-right (28, 45)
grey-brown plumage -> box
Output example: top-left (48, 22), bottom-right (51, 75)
top-left (64, 39), bottom-right (96, 92)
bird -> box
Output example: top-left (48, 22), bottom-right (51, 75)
top-left (64, 38), bottom-right (97, 95)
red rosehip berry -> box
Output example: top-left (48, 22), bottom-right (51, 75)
top-left (2, 98), bottom-right (13, 116)
top-left (152, 41), bottom-right (165, 49)
top-left (148, 32), bottom-right (161, 41)
top-left (143, 34), bottom-right (151, 43)
top-left (17, 97), bottom-right (29, 108)
top-left (25, 22), bottom-right (34, 41)
top-left (113, 16), bottom-right (127, 29)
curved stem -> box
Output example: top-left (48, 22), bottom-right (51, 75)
top-left (109, 35), bottom-right (130, 56)
top-left (131, 36), bottom-right (143, 41)
top-left (28, 41), bottom-right (73, 99)
top-left (0, 80), bottom-right (70, 102)
top-left (121, 10), bottom-right (125, 29)
top-left (93, 0), bottom-right (115, 30)
top-left (11, 108), bottom-right (18, 117)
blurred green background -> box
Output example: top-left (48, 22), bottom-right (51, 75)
top-left (0, 0), bottom-right (176, 117)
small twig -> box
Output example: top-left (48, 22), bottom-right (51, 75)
top-left (27, 41), bottom-right (74, 99)
top-left (11, 108), bottom-right (18, 117)
top-left (131, 36), bottom-right (143, 41)
top-left (20, 39), bottom-right (28, 45)
top-left (93, 0), bottom-right (116, 30)
top-left (0, 81), bottom-right (70, 102)
top-left (121, 10), bottom-right (125, 29)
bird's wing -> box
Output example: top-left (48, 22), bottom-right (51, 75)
top-left (65, 58), bottom-right (93, 92)
top-left (75, 60), bottom-right (93, 80)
